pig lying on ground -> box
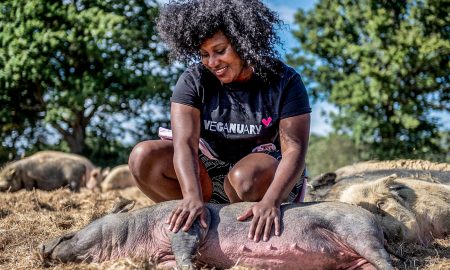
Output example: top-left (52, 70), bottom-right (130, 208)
top-left (309, 160), bottom-right (450, 193)
top-left (100, 164), bottom-right (135, 191)
top-left (40, 200), bottom-right (393, 270)
top-left (307, 159), bottom-right (450, 202)
top-left (308, 169), bottom-right (450, 245)
top-left (0, 156), bottom-right (86, 192)
top-left (339, 175), bottom-right (450, 245)
top-left (335, 160), bottom-right (450, 183)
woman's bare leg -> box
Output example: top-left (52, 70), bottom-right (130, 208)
top-left (224, 153), bottom-right (279, 202)
top-left (128, 140), bottom-right (212, 203)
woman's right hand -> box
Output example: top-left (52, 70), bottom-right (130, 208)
top-left (166, 197), bottom-right (208, 232)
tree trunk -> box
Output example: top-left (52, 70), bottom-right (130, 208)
top-left (65, 122), bottom-right (86, 154)
top-left (52, 112), bottom-right (87, 155)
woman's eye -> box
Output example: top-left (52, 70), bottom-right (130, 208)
top-left (217, 49), bottom-right (225, 54)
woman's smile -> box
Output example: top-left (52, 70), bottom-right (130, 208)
top-left (213, 66), bottom-right (227, 76)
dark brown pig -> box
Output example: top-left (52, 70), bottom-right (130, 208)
top-left (40, 201), bottom-right (393, 270)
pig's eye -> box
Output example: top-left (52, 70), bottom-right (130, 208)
top-left (376, 201), bottom-right (387, 217)
top-left (376, 201), bottom-right (385, 209)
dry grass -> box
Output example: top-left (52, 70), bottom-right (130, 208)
top-left (0, 188), bottom-right (448, 270)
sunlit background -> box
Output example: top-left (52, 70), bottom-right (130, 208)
top-left (1, 0), bottom-right (448, 177)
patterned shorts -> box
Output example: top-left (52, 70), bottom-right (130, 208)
top-left (199, 150), bottom-right (307, 204)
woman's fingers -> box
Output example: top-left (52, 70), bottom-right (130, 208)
top-left (167, 200), bottom-right (207, 232)
top-left (183, 211), bottom-right (198, 231)
top-left (274, 215), bottom-right (281, 236)
top-left (172, 209), bottom-right (189, 232)
top-left (253, 216), bottom-right (266, 242)
top-left (199, 211), bottom-right (208, 228)
top-left (247, 214), bottom-right (257, 239)
top-left (168, 207), bottom-right (182, 229)
top-left (263, 217), bottom-right (274, 242)
top-left (237, 208), bottom-right (253, 221)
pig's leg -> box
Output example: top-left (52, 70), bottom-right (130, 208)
top-left (363, 248), bottom-right (393, 270)
top-left (347, 235), bottom-right (393, 270)
top-left (318, 225), bottom-right (393, 270)
top-left (64, 164), bottom-right (85, 192)
top-left (169, 209), bottom-right (211, 269)
top-left (22, 174), bottom-right (37, 190)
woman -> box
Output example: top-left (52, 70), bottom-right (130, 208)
top-left (129, 0), bottom-right (311, 243)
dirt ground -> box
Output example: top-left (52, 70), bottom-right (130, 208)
top-left (0, 188), bottom-right (448, 270)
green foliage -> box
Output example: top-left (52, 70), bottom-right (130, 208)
top-left (289, 0), bottom-right (449, 160)
top-left (306, 133), bottom-right (362, 178)
top-left (0, 0), bottom-right (173, 159)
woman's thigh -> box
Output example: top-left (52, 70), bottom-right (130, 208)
top-left (128, 140), bottom-right (212, 202)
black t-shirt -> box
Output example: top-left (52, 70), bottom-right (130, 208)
top-left (171, 62), bottom-right (311, 163)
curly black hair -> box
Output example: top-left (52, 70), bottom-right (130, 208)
top-left (156, 0), bottom-right (284, 80)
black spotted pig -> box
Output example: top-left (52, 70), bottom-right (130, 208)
top-left (40, 201), bottom-right (393, 270)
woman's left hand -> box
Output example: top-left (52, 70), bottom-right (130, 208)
top-left (237, 200), bottom-right (281, 242)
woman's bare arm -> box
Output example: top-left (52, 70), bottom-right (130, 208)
top-left (167, 102), bottom-right (207, 232)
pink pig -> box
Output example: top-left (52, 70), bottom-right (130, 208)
top-left (40, 201), bottom-right (393, 270)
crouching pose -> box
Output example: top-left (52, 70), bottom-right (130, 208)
top-left (129, 0), bottom-right (311, 243)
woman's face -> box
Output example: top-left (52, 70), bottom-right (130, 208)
top-left (200, 31), bottom-right (252, 84)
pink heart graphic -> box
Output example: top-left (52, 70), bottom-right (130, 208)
top-left (262, 117), bottom-right (272, 127)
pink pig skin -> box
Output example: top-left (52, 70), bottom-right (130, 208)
top-left (40, 201), bottom-right (393, 270)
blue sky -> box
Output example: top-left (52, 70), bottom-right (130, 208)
top-left (265, 0), bottom-right (316, 50)
top-left (265, 0), bottom-right (335, 135)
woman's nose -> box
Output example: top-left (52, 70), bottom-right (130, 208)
top-left (207, 54), bottom-right (219, 68)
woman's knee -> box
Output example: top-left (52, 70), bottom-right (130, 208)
top-left (227, 169), bottom-right (251, 195)
top-left (227, 155), bottom-right (278, 201)
top-left (128, 140), bottom-right (172, 183)
top-left (227, 168), bottom-right (268, 201)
